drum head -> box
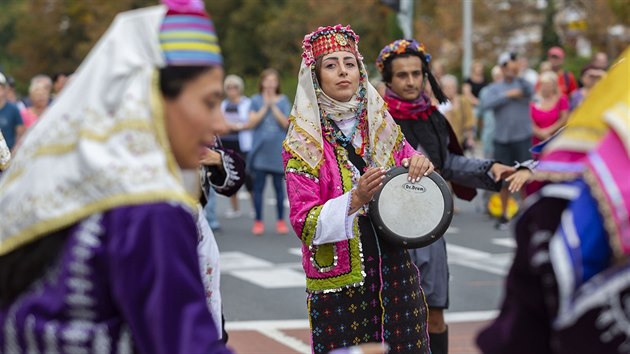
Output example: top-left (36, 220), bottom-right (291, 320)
top-left (369, 167), bottom-right (453, 248)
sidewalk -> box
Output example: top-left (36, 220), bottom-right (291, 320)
top-left (226, 312), bottom-right (495, 354)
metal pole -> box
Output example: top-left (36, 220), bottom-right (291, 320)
top-left (398, 0), bottom-right (414, 38)
top-left (463, 0), bottom-right (473, 79)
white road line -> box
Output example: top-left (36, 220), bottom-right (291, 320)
top-left (447, 244), bottom-right (512, 275)
top-left (258, 328), bottom-right (311, 354)
top-left (288, 248), bottom-right (302, 257)
top-left (445, 310), bottom-right (498, 323)
top-left (225, 310), bottom-right (498, 331)
top-left (229, 269), bottom-right (306, 289)
top-left (226, 319), bottom-right (309, 331)
top-left (446, 226), bottom-right (460, 234)
top-left (220, 251), bottom-right (273, 271)
top-left (492, 237), bottom-right (516, 248)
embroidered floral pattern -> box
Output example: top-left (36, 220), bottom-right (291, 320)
top-left (302, 25), bottom-right (362, 66)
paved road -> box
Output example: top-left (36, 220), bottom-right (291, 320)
top-left (212, 185), bottom-right (515, 354)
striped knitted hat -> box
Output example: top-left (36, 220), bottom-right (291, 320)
top-left (159, 0), bottom-right (222, 66)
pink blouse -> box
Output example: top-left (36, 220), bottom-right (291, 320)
top-left (530, 95), bottom-right (568, 145)
top-left (20, 108), bottom-right (40, 129)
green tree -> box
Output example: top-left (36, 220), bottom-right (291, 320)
top-left (541, 0), bottom-right (561, 60)
top-left (609, 0), bottom-right (630, 26)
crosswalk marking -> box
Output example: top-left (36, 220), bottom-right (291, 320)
top-left (230, 268), bottom-right (306, 289)
top-left (225, 310), bottom-right (499, 330)
top-left (258, 328), bottom-right (311, 354)
top-left (220, 251), bottom-right (273, 271)
top-left (447, 244), bottom-right (513, 275)
top-left (492, 237), bottom-right (516, 248)
top-left (221, 243), bottom-right (514, 289)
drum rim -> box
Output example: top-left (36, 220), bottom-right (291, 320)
top-left (368, 166), bottom-right (454, 249)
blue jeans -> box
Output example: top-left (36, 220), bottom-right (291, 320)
top-left (252, 170), bottom-right (285, 222)
top-left (204, 188), bottom-right (221, 230)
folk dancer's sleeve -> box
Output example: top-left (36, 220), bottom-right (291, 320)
top-left (107, 204), bottom-right (233, 354)
top-left (283, 150), bottom-right (357, 247)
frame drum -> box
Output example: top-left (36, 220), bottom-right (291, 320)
top-left (369, 167), bottom-right (453, 248)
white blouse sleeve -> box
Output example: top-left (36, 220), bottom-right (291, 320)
top-left (312, 191), bottom-right (359, 245)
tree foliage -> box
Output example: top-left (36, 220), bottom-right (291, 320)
top-left (541, 0), bottom-right (561, 56)
top-left (0, 0), bottom-right (625, 95)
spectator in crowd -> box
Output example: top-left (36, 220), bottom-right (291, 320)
top-left (19, 80), bottom-right (51, 128)
top-left (0, 72), bottom-right (24, 151)
top-left (427, 59), bottom-right (445, 105)
top-left (479, 51), bottom-right (533, 230)
top-left (51, 72), bottom-right (70, 98)
top-left (439, 74), bottom-right (476, 151)
top-left (478, 65), bottom-right (504, 159)
top-left (4, 75), bottom-right (18, 104)
top-left (538, 60), bottom-right (553, 75)
top-left (462, 60), bottom-right (488, 107)
top-left (569, 64), bottom-right (606, 111)
top-left (247, 68), bottom-right (290, 235)
top-left (17, 74), bottom-right (52, 110)
top-left (591, 51), bottom-right (609, 70)
top-left (547, 46), bottom-right (578, 97)
top-left (530, 71), bottom-right (569, 147)
top-left (518, 56), bottom-right (538, 87)
top-left (221, 74), bottom-right (253, 218)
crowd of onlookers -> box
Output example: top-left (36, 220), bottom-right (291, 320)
top-left (0, 46), bottom-right (610, 232)
top-left (0, 71), bottom-right (70, 153)
top-left (425, 47), bottom-right (609, 229)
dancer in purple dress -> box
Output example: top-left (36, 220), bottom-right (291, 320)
top-left (0, 1), bottom-right (233, 353)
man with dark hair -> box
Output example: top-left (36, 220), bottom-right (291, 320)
top-left (52, 71), bottom-right (71, 97)
top-left (376, 39), bottom-right (515, 354)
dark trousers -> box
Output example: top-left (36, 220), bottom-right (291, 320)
top-left (252, 170), bottom-right (284, 221)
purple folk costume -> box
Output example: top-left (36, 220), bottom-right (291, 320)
top-left (283, 25), bottom-right (430, 354)
top-left (0, 1), bottom-right (233, 353)
top-left (477, 47), bottom-right (630, 354)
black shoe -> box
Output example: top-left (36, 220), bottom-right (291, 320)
top-left (494, 216), bottom-right (509, 231)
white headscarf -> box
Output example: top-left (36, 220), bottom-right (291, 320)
top-left (0, 5), bottom-right (196, 255)
top-left (284, 58), bottom-right (400, 170)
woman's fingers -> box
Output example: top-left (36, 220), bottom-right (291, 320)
top-left (362, 168), bottom-right (386, 184)
top-left (407, 157), bottom-right (421, 182)
top-left (425, 160), bottom-right (435, 175)
top-left (406, 155), bottom-right (432, 182)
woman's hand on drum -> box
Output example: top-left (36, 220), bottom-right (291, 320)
top-left (349, 167), bottom-right (386, 214)
top-left (401, 154), bottom-right (434, 183)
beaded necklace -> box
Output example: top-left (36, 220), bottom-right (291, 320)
top-left (319, 75), bottom-right (368, 151)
